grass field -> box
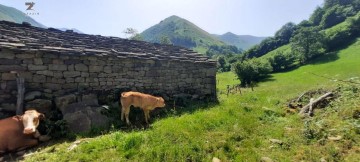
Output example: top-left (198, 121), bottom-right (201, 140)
top-left (24, 39), bottom-right (360, 161)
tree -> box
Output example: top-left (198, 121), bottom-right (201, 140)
top-left (324, 0), bottom-right (352, 9)
top-left (275, 22), bottom-right (297, 44)
top-left (123, 28), bottom-right (143, 40)
top-left (297, 20), bottom-right (313, 28)
top-left (218, 56), bottom-right (226, 68)
top-left (217, 56), bottom-right (230, 72)
top-left (160, 35), bottom-right (172, 45)
top-left (325, 12), bottom-right (360, 50)
top-left (353, 0), bottom-right (360, 10)
top-left (309, 7), bottom-right (325, 26)
top-left (348, 12), bottom-right (360, 35)
top-left (244, 37), bottom-right (280, 58)
top-left (268, 51), bottom-right (296, 72)
top-left (320, 5), bottom-right (355, 29)
top-left (205, 45), bottom-right (240, 58)
top-left (290, 27), bottom-right (325, 64)
top-left (123, 28), bottom-right (137, 37)
top-left (233, 59), bottom-right (272, 87)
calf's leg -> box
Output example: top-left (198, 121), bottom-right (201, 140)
top-left (123, 106), bottom-right (131, 125)
top-left (33, 130), bottom-right (41, 138)
top-left (33, 130), bottom-right (51, 142)
top-left (144, 109), bottom-right (150, 124)
top-left (39, 135), bottom-right (51, 142)
top-left (120, 100), bottom-right (125, 121)
top-left (144, 109), bottom-right (149, 124)
top-left (15, 139), bottom-right (38, 152)
top-left (121, 106), bottom-right (125, 121)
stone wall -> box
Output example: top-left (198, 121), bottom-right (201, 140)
top-left (0, 47), bottom-right (217, 113)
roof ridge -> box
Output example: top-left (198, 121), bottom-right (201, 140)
top-left (0, 20), bottom-right (215, 64)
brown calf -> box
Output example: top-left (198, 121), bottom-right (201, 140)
top-left (120, 91), bottom-right (165, 125)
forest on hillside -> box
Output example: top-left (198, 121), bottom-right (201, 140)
top-left (219, 0), bottom-right (360, 86)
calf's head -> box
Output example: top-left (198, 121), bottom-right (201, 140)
top-left (156, 97), bottom-right (166, 108)
top-left (21, 110), bottom-right (45, 134)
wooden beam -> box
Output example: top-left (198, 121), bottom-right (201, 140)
top-left (299, 92), bottom-right (332, 115)
top-left (16, 76), bottom-right (25, 115)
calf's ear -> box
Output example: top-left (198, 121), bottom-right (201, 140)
top-left (13, 115), bottom-right (22, 121)
top-left (39, 113), bottom-right (45, 120)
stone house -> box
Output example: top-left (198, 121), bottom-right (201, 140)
top-left (0, 21), bottom-right (216, 131)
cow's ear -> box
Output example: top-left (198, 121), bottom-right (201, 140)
top-left (157, 97), bottom-right (160, 101)
top-left (13, 115), bottom-right (22, 121)
top-left (39, 113), bottom-right (45, 120)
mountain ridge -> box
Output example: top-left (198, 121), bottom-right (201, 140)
top-left (0, 4), bottom-right (45, 28)
top-left (141, 15), bottom-right (265, 52)
top-left (212, 32), bottom-right (267, 50)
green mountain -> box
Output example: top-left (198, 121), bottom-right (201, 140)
top-left (212, 32), bottom-right (267, 50)
top-left (141, 15), bottom-right (225, 52)
top-left (0, 4), bottom-right (45, 28)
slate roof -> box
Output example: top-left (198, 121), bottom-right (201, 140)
top-left (0, 21), bottom-right (215, 64)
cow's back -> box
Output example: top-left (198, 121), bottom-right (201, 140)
top-left (0, 117), bottom-right (26, 152)
top-left (121, 92), bottom-right (157, 108)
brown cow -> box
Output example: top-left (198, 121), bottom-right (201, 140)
top-left (120, 91), bottom-right (165, 125)
top-left (0, 110), bottom-right (50, 157)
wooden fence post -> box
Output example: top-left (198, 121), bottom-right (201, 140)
top-left (16, 75), bottom-right (25, 115)
top-left (238, 85), bottom-right (242, 95)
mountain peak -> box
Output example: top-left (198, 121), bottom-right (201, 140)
top-left (223, 32), bottom-right (236, 36)
top-left (167, 15), bottom-right (182, 19)
top-left (162, 15), bottom-right (187, 23)
top-left (141, 15), bottom-right (224, 50)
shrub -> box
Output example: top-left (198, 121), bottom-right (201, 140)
top-left (320, 5), bottom-right (356, 29)
top-left (324, 12), bottom-right (360, 50)
top-left (217, 56), bottom-right (231, 72)
top-left (268, 50), bottom-right (297, 72)
top-left (233, 59), bottom-right (272, 87)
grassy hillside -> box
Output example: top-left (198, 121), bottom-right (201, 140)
top-left (141, 15), bottom-right (225, 50)
top-left (23, 39), bottom-right (360, 161)
top-left (213, 32), bottom-right (267, 50)
top-left (243, 0), bottom-right (359, 59)
top-left (0, 4), bottom-right (45, 28)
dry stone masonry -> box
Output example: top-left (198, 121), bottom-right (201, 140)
top-left (0, 21), bottom-right (217, 125)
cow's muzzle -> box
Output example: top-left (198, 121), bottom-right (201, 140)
top-left (23, 127), bottom-right (35, 134)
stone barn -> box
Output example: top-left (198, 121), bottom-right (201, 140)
top-left (0, 21), bottom-right (216, 132)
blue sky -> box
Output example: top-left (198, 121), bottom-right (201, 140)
top-left (1, 0), bottom-right (323, 37)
